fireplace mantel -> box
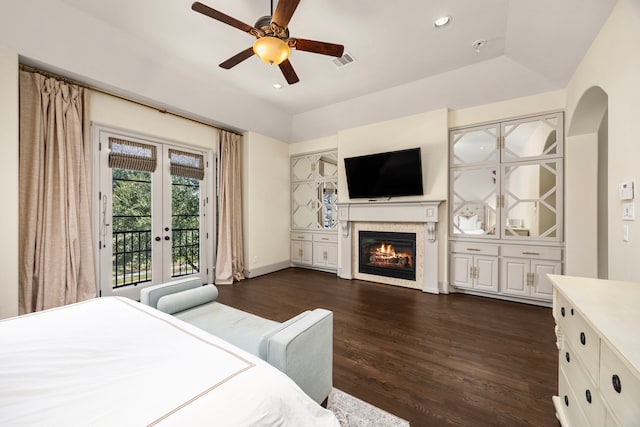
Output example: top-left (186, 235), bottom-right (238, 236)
top-left (337, 201), bottom-right (443, 293)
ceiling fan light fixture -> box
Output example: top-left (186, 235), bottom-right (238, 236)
top-left (253, 36), bottom-right (290, 65)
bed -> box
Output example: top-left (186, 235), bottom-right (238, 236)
top-left (0, 297), bottom-right (339, 426)
top-left (453, 203), bottom-right (491, 235)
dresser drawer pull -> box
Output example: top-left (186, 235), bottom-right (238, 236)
top-left (565, 352), bottom-right (570, 363)
top-left (564, 395), bottom-right (569, 407)
top-left (612, 374), bottom-right (622, 394)
top-left (522, 251), bottom-right (540, 255)
top-left (580, 332), bottom-right (586, 346)
top-left (321, 237), bottom-right (330, 241)
top-left (561, 307), bottom-right (566, 317)
top-left (585, 389), bottom-right (592, 404)
top-left (466, 248), bottom-right (481, 251)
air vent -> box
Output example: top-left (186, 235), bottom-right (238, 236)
top-left (332, 52), bottom-right (356, 68)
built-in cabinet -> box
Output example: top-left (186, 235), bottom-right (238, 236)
top-left (290, 150), bottom-right (338, 272)
top-left (449, 112), bottom-right (564, 305)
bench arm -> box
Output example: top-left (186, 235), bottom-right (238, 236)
top-left (265, 309), bottom-right (333, 404)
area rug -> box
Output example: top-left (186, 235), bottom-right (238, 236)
top-left (327, 388), bottom-right (410, 427)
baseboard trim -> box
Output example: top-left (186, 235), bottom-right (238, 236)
top-left (244, 261), bottom-right (290, 279)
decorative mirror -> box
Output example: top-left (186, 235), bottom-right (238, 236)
top-left (503, 116), bottom-right (559, 161)
top-left (291, 156), bottom-right (314, 181)
top-left (451, 126), bottom-right (499, 166)
top-left (503, 161), bottom-right (559, 239)
top-left (452, 167), bottom-right (498, 236)
top-left (291, 182), bottom-right (316, 229)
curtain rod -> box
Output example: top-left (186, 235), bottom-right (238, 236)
top-left (19, 64), bottom-right (242, 137)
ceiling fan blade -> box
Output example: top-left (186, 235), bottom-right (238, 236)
top-left (271, 0), bottom-right (301, 29)
top-left (192, 2), bottom-right (255, 34)
top-left (219, 47), bottom-right (255, 69)
top-left (290, 38), bottom-right (344, 57)
top-left (279, 60), bottom-right (300, 85)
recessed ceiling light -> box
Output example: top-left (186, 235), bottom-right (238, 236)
top-left (433, 16), bottom-right (452, 28)
top-left (272, 83), bottom-right (283, 89)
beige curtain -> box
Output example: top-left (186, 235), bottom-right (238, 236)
top-left (215, 131), bottom-right (245, 284)
top-left (19, 71), bottom-right (96, 313)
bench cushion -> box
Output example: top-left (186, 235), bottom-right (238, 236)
top-left (157, 285), bottom-right (219, 315)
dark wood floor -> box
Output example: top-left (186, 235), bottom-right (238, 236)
top-left (215, 268), bottom-right (558, 427)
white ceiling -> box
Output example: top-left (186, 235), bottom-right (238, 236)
top-left (0, 0), bottom-right (616, 142)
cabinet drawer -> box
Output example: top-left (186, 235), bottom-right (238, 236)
top-left (599, 341), bottom-right (640, 425)
top-left (450, 242), bottom-right (498, 256)
top-left (555, 292), bottom-right (600, 384)
top-left (501, 245), bottom-right (562, 260)
top-left (313, 233), bottom-right (337, 243)
top-left (558, 367), bottom-right (590, 427)
top-left (560, 342), bottom-right (605, 426)
top-left (291, 232), bottom-right (313, 241)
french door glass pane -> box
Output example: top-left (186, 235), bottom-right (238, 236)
top-left (171, 175), bottom-right (201, 277)
top-left (111, 168), bottom-right (152, 288)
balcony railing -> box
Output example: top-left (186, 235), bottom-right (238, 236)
top-left (112, 228), bottom-right (200, 288)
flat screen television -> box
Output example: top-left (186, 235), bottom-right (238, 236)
top-left (344, 148), bottom-right (424, 199)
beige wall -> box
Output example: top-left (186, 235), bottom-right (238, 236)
top-left (0, 49), bottom-right (19, 319)
top-left (90, 91), bottom-right (219, 150)
top-left (448, 90), bottom-right (565, 128)
top-left (242, 132), bottom-right (291, 275)
top-left (564, 0), bottom-right (640, 281)
top-left (289, 135), bottom-right (338, 156)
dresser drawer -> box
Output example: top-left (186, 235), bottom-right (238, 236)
top-left (558, 367), bottom-right (590, 427)
top-left (450, 242), bottom-right (498, 256)
top-left (501, 244), bottom-right (562, 260)
top-left (599, 341), bottom-right (640, 425)
top-left (560, 342), bottom-right (605, 426)
top-left (555, 292), bottom-right (600, 384)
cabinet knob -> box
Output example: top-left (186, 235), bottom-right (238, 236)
top-left (565, 352), bottom-right (570, 363)
top-left (585, 389), bottom-right (592, 404)
top-left (561, 307), bottom-right (565, 317)
top-left (564, 395), bottom-right (569, 407)
top-left (612, 374), bottom-right (622, 394)
top-left (580, 332), bottom-right (586, 346)
top-left (570, 308), bottom-right (574, 316)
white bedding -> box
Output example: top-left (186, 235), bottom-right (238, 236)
top-left (0, 297), bottom-right (339, 426)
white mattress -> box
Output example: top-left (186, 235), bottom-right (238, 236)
top-left (0, 297), bottom-right (339, 426)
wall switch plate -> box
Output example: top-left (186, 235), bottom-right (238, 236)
top-left (623, 202), bottom-right (635, 220)
top-left (620, 181), bottom-right (635, 200)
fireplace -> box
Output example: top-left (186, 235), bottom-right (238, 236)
top-left (358, 231), bottom-right (416, 281)
top-left (338, 201), bottom-right (441, 293)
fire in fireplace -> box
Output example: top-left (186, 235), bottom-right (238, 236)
top-left (358, 231), bottom-right (417, 281)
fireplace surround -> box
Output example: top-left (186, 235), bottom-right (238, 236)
top-left (337, 201), bottom-right (442, 293)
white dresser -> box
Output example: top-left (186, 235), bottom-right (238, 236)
top-left (550, 275), bottom-right (640, 426)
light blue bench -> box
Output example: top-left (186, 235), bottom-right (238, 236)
top-left (140, 277), bottom-right (333, 405)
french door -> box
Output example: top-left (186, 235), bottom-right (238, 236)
top-left (96, 127), bottom-right (213, 300)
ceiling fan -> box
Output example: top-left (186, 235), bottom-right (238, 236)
top-left (191, 0), bottom-right (345, 85)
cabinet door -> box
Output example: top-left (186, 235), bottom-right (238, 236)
top-left (450, 124), bottom-right (499, 166)
top-left (501, 113), bottom-right (563, 162)
top-left (530, 260), bottom-right (560, 299)
top-left (475, 256), bottom-right (499, 292)
top-left (451, 166), bottom-right (499, 238)
top-left (292, 240), bottom-right (313, 265)
top-left (501, 257), bottom-right (529, 296)
top-left (314, 242), bottom-right (337, 268)
top-left (451, 253), bottom-right (473, 289)
top-left (502, 160), bottom-right (562, 240)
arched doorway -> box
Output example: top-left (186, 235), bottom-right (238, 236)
top-left (566, 86), bottom-right (608, 278)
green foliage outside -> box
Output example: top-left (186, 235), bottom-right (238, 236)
top-left (111, 169), bottom-right (200, 287)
